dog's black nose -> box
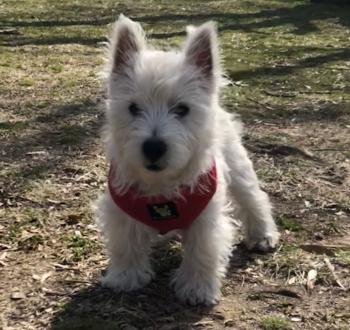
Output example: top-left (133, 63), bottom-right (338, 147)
top-left (142, 138), bottom-right (167, 163)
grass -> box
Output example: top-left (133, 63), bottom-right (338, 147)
top-left (335, 250), bottom-right (350, 267)
top-left (18, 234), bottom-right (44, 251)
top-left (6, 208), bottom-right (45, 243)
top-left (18, 78), bottom-right (34, 87)
top-left (0, 120), bottom-right (29, 131)
top-left (66, 235), bottom-right (98, 262)
top-left (261, 316), bottom-right (289, 330)
top-left (0, 0), bottom-right (349, 329)
top-left (278, 217), bottom-right (302, 232)
top-left (49, 65), bottom-right (64, 73)
top-left (264, 245), bottom-right (304, 278)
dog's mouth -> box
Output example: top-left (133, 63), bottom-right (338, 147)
top-left (146, 164), bottom-right (163, 172)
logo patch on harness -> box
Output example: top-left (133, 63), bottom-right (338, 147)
top-left (147, 202), bottom-right (178, 221)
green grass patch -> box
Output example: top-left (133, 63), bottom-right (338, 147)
top-left (18, 78), bottom-right (34, 87)
top-left (18, 234), bottom-right (44, 251)
top-left (0, 121), bottom-right (29, 131)
top-left (261, 316), bottom-right (289, 330)
top-left (264, 245), bottom-right (303, 278)
top-left (6, 208), bottom-right (45, 243)
top-left (66, 235), bottom-right (98, 261)
top-left (49, 65), bottom-right (64, 73)
top-left (278, 217), bottom-right (302, 232)
top-left (335, 250), bottom-right (350, 266)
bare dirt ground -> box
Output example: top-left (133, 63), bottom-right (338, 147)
top-left (1, 1), bottom-right (349, 329)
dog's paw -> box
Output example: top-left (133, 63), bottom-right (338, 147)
top-left (171, 269), bottom-right (220, 306)
top-left (245, 227), bottom-right (280, 252)
top-left (101, 265), bottom-right (154, 292)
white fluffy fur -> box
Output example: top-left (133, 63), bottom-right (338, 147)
top-left (95, 15), bottom-right (279, 305)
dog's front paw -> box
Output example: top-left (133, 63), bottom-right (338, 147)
top-left (171, 268), bottom-right (220, 306)
top-left (101, 265), bottom-right (154, 292)
top-left (245, 226), bottom-right (280, 252)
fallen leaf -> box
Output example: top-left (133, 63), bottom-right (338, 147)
top-left (40, 271), bottom-right (52, 284)
top-left (33, 271), bottom-right (52, 284)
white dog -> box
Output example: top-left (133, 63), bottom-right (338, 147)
top-left (95, 15), bottom-right (279, 305)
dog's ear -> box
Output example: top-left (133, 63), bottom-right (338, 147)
top-left (184, 22), bottom-right (219, 90)
top-left (110, 15), bottom-right (145, 74)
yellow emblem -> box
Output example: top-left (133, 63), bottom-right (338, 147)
top-left (152, 205), bottom-right (172, 217)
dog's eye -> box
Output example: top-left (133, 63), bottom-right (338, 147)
top-left (173, 103), bottom-right (190, 117)
top-left (128, 103), bottom-right (141, 116)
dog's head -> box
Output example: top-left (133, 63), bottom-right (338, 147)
top-left (105, 15), bottom-right (221, 188)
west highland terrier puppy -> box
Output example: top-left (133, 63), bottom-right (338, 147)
top-left (95, 15), bottom-right (279, 305)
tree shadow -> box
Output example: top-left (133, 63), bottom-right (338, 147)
top-left (50, 241), bottom-right (258, 330)
top-left (1, 2), bottom-right (350, 30)
top-left (2, 36), bottom-right (107, 47)
top-left (2, 100), bottom-right (102, 157)
top-left (1, 2), bottom-right (349, 46)
top-left (0, 98), bottom-right (103, 199)
top-left (233, 101), bottom-right (350, 125)
top-left (228, 48), bottom-right (350, 82)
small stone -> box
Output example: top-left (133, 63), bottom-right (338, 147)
top-left (11, 292), bottom-right (25, 300)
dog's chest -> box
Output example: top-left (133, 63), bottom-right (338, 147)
top-left (108, 163), bottom-right (217, 234)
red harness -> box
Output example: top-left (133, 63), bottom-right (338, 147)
top-left (108, 163), bottom-right (217, 234)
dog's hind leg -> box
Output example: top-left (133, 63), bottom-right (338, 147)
top-left (224, 139), bottom-right (279, 251)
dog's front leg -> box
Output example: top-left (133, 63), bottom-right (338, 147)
top-left (96, 193), bottom-right (155, 292)
top-left (226, 142), bottom-right (280, 251)
top-left (172, 200), bottom-right (234, 305)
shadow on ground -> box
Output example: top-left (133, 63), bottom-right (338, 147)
top-left (232, 101), bottom-right (350, 124)
top-left (1, 2), bottom-right (350, 46)
top-left (0, 98), bottom-right (103, 200)
top-left (50, 243), bottom-right (258, 330)
top-left (50, 283), bottom-right (209, 330)
top-left (228, 49), bottom-right (350, 82)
